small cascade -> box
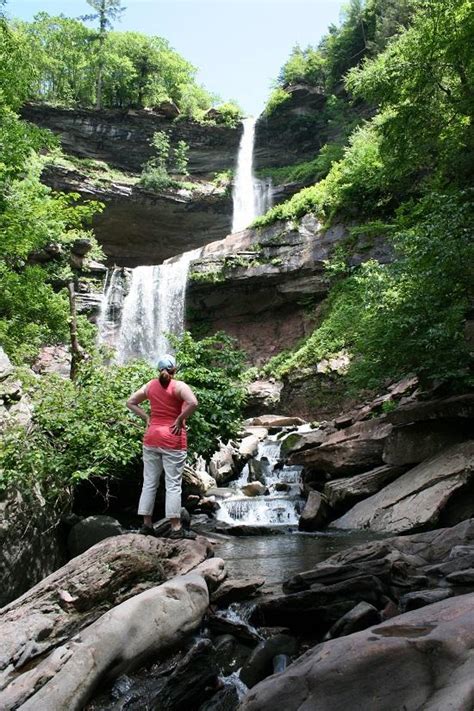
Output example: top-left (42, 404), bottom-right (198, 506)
top-left (217, 433), bottom-right (304, 527)
top-left (97, 267), bottom-right (129, 349)
top-left (98, 248), bottom-right (201, 363)
top-left (232, 117), bottom-right (272, 233)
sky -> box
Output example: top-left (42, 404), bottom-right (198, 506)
top-left (11, 0), bottom-right (346, 116)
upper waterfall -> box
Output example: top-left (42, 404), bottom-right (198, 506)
top-left (232, 117), bottom-right (272, 233)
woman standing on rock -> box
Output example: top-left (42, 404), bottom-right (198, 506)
top-left (127, 354), bottom-right (198, 539)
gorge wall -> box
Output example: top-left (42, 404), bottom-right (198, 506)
top-left (22, 103), bottom-right (241, 266)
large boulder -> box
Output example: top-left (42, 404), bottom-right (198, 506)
top-left (323, 464), bottom-right (405, 513)
top-left (0, 534), bottom-right (212, 695)
top-left (289, 418), bottom-right (392, 476)
top-left (331, 441), bottom-right (474, 533)
top-left (67, 515), bottom-right (123, 557)
top-left (244, 379), bottom-right (283, 417)
top-left (182, 464), bottom-right (217, 497)
top-left (298, 491), bottom-right (331, 531)
top-left (240, 593), bottom-right (474, 711)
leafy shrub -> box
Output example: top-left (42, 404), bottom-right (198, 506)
top-left (1, 332), bottom-right (246, 505)
top-left (171, 331), bottom-right (246, 457)
top-left (267, 191), bottom-right (473, 389)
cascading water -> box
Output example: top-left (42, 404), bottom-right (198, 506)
top-left (232, 117), bottom-right (272, 233)
top-left (216, 434), bottom-right (304, 527)
top-left (98, 248), bottom-right (201, 363)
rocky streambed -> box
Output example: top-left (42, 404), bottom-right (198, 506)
top-left (2, 382), bottom-right (473, 710)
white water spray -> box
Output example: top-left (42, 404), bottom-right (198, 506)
top-left (98, 248), bottom-right (201, 364)
top-left (232, 117), bottom-right (272, 233)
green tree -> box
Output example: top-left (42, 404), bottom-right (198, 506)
top-left (83, 0), bottom-right (125, 109)
top-left (173, 139), bottom-right (189, 175)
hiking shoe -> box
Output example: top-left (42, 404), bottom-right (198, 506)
top-left (138, 525), bottom-right (156, 537)
top-left (168, 528), bottom-right (196, 540)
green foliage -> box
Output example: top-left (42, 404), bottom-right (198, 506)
top-left (263, 87), bottom-right (291, 116)
top-left (0, 151), bottom-right (103, 364)
top-left (171, 331), bottom-right (246, 458)
top-left (212, 102), bottom-right (243, 128)
top-left (268, 191), bottom-right (473, 389)
top-left (173, 139), bottom-right (189, 175)
top-left (17, 13), bottom-right (218, 117)
top-left (139, 131), bottom-right (192, 190)
top-left (0, 360), bottom-right (155, 505)
top-left (1, 333), bottom-right (246, 504)
top-left (257, 142), bottom-right (345, 186)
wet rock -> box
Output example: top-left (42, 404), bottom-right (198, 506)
top-left (67, 515), bottom-right (123, 557)
top-left (280, 427), bottom-right (328, 456)
top-left (207, 487), bottom-right (236, 499)
top-left (238, 435), bottom-right (260, 459)
top-left (197, 497), bottom-right (221, 516)
top-left (214, 522), bottom-right (286, 536)
top-left (248, 458), bottom-right (265, 483)
top-left (241, 482), bottom-right (266, 497)
top-left (199, 684), bottom-right (240, 711)
top-left (324, 601), bottom-right (381, 640)
top-left (298, 491), bottom-right (331, 531)
top-left (207, 611), bottom-right (261, 644)
top-left (240, 634), bottom-right (298, 688)
top-left (323, 464), bottom-right (405, 513)
top-left (183, 464), bottom-right (217, 497)
top-left (246, 415), bottom-right (307, 428)
top-left (244, 380), bottom-right (283, 417)
top-left (211, 577), bottom-right (265, 607)
top-left (446, 569), bottom-right (474, 585)
top-left (240, 593), bottom-right (474, 711)
top-left (146, 638), bottom-right (219, 710)
top-left (209, 441), bottom-right (242, 485)
top-left (331, 441), bottom-right (474, 533)
top-left (251, 575), bottom-right (385, 634)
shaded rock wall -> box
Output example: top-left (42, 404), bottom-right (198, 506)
top-left (43, 165), bottom-right (232, 267)
top-left (187, 216), bottom-right (392, 364)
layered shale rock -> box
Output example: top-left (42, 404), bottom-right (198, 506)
top-left (22, 103), bottom-right (240, 177)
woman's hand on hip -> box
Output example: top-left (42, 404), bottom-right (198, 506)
top-left (171, 417), bottom-right (183, 435)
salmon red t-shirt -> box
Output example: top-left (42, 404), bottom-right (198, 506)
top-left (143, 379), bottom-right (187, 450)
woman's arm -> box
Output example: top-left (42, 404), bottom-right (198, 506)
top-left (171, 382), bottom-right (198, 434)
top-left (126, 384), bottom-right (149, 424)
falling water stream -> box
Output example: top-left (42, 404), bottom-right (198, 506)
top-left (98, 249), bottom-right (201, 363)
top-left (232, 117), bottom-right (272, 232)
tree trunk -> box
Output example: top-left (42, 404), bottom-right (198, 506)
top-left (67, 279), bottom-right (85, 380)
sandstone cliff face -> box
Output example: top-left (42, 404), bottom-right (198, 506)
top-left (186, 216), bottom-right (392, 363)
top-left (22, 103), bottom-right (241, 178)
top-left (42, 165), bottom-right (232, 267)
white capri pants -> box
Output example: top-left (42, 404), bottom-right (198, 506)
top-left (138, 445), bottom-right (187, 519)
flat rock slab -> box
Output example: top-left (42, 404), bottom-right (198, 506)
top-left (240, 592), bottom-right (474, 711)
top-left (211, 577), bottom-right (265, 606)
top-left (323, 465), bottom-right (405, 512)
top-left (245, 415), bottom-right (307, 428)
top-left (289, 418), bottom-right (392, 476)
top-left (331, 441), bottom-right (474, 533)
